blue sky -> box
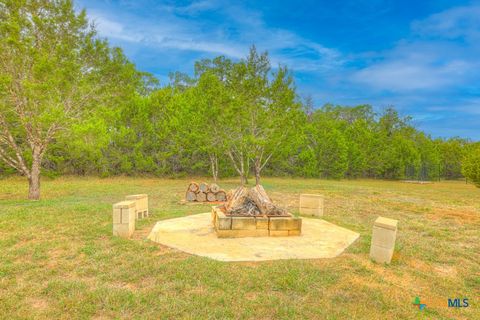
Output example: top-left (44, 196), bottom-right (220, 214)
top-left (76, 0), bottom-right (480, 140)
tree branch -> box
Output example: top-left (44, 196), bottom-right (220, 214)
top-left (0, 114), bottom-right (30, 176)
top-left (227, 149), bottom-right (243, 175)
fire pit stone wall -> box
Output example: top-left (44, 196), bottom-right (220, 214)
top-left (212, 206), bottom-right (302, 238)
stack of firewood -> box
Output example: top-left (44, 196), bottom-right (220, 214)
top-left (186, 182), bottom-right (227, 202)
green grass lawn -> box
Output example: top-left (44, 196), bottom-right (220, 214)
top-left (0, 177), bottom-right (478, 319)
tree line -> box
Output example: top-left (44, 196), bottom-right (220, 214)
top-left (1, 0), bottom-right (479, 199)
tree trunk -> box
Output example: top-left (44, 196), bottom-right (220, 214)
top-left (240, 158), bottom-right (249, 185)
top-left (253, 152), bottom-right (273, 186)
top-left (209, 153), bottom-right (219, 182)
top-left (28, 157), bottom-right (41, 200)
top-left (241, 174), bottom-right (248, 185)
top-left (227, 149), bottom-right (249, 186)
top-left (254, 157), bottom-right (261, 186)
top-left (255, 172), bottom-right (261, 186)
top-left (245, 158), bottom-right (250, 185)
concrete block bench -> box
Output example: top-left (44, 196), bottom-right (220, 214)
top-left (126, 194), bottom-right (149, 219)
top-left (113, 200), bottom-right (136, 238)
top-left (369, 216), bottom-right (398, 264)
top-left (299, 194), bottom-right (324, 217)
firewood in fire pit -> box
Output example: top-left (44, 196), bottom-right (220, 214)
top-left (248, 184), bottom-right (279, 215)
top-left (225, 186), bottom-right (249, 211)
top-left (224, 185), bottom-right (287, 216)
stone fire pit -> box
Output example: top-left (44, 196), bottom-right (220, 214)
top-left (211, 185), bottom-right (302, 238)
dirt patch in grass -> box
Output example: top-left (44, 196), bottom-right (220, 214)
top-left (434, 265), bottom-right (458, 277)
top-left (406, 258), bottom-right (433, 274)
top-left (27, 297), bottom-right (49, 311)
top-left (132, 225), bottom-right (154, 240)
top-left (425, 207), bottom-right (479, 225)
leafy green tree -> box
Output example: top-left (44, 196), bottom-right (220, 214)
top-left (414, 132), bottom-right (441, 181)
top-left (462, 143), bottom-right (480, 187)
top-left (220, 46), bottom-right (302, 185)
top-left (250, 66), bottom-right (301, 184)
top-left (303, 109), bottom-right (348, 178)
top-left (323, 104), bottom-right (375, 178)
top-left (0, 0), bottom-right (149, 198)
top-left (51, 115), bottom-right (111, 175)
top-left (438, 137), bottom-right (467, 179)
top-left (140, 87), bottom-right (189, 176)
top-left (189, 71), bottom-right (231, 181)
top-left (319, 128), bottom-right (348, 178)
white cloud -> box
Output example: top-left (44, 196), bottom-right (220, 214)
top-left (176, 0), bottom-right (219, 15)
top-left (412, 4), bottom-right (480, 41)
top-left (351, 4), bottom-right (480, 92)
top-left (84, 2), bottom-right (342, 72)
top-left (352, 49), bottom-right (472, 91)
top-left (89, 12), bottom-right (141, 42)
top-left (457, 98), bottom-right (480, 115)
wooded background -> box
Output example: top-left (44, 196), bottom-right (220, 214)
top-left (1, 0), bottom-right (479, 199)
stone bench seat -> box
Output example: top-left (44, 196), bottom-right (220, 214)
top-left (113, 200), bottom-right (136, 238)
top-left (126, 194), bottom-right (149, 219)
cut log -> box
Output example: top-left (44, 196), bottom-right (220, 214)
top-left (196, 191), bottom-right (207, 202)
top-left (199, 182), bottom-right (209, 193)
top-left (216, 190), bottom-right (227, 202)
top-left (224, 184), bottom-right (286, 216)
top-left (207, 192), bottom-right (216, 202)
top-left (226, 189), bottom-right (234, 201)
top-left (253, 184), bottom-right (271, 202)
top-left (228, 197), bottom-right (260, 216)
top-left (248, 185), bottom-right (275, 215)
top-left (186, 191), bottom-right (197, 202)
top-left (188, 182), bottom-right (199, 192)
top-left (210, 183), bottom-right (220, 193)
top-left (225, 186), bottom-right (249, 212)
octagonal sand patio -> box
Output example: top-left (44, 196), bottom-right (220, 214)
top-left (148, 213), bottom-right (359, 262)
